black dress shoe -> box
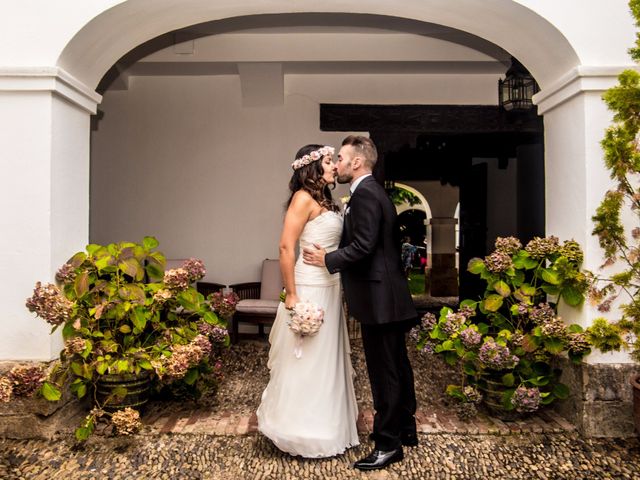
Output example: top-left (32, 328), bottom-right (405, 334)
top-left (353, 448), bottom-right (404, 471)
top-left (368, 432), bottom-right (419, 447)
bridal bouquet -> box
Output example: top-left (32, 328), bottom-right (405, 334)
top-left (288, 301), bottom-right (324, 358)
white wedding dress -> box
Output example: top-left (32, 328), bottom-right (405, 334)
top-left (257, 211), bottom-right (360, 458)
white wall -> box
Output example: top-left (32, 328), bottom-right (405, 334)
top-left (90, 72), bottom-right (495, 284)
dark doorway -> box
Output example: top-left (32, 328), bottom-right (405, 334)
top-left (321, 104), bottom-right (545, 301)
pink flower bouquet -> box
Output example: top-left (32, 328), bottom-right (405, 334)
top-left (287, 301), bottom-right (324, 358)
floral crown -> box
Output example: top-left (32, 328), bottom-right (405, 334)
top-left (291, 146), bottom-right (335, 171)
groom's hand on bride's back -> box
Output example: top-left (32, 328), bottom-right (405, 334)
top-left (302, 243), bottom-right (326, 267)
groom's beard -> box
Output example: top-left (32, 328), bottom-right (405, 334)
top-left (336, 171), bottom-right (353, 184)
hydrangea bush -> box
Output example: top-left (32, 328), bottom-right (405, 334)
top-left (412, 236), bottom-right (591, 417)
top-left (24, 237), bottom-right (231, 440)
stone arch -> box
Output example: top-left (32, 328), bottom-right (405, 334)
top-left (57, 0), bottom-right (580, 91)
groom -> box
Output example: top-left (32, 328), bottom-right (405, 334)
top-left (303, 135), bottom-right (418, 471)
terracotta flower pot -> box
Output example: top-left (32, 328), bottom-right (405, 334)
top-left (632, 374), bottom-right (640, 435)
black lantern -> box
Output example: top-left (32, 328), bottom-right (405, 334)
top-left (499, 57), bottom-right (539, 112)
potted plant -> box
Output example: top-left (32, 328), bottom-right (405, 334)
top-left (412, 236), bottom-right (591, 419)
top-left (25, 237), bottom-right (229, 440)
top-left (585, 0), bottom-right (640, 435)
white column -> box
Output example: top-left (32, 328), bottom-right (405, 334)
top-left (536, 67), bottom-right (630, 364)
top-left (0, 68), bottom-right (99, 360)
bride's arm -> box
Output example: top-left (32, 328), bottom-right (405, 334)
top-left (279, 190), bottom-right (313, 309)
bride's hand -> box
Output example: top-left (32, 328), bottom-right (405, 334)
top-left (284, 293), bottom-right (300, 310)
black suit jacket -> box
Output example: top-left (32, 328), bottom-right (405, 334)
top-left (325, 176), bottom-right (417, 325)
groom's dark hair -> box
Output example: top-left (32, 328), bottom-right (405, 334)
top-left (342, 135), bottom-right (377, 170)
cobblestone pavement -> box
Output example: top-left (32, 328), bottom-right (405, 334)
top-left (2, 432), bottom-right (639, 479)
top-left (2, 341), bottom-right (640, 479)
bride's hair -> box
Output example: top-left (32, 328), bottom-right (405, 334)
top-left (287, 144), bottom-right (340, 213)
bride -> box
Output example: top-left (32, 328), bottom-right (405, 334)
top-left (257, 144), bottom-right (360, 458)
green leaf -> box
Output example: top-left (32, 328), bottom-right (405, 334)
top-left (145, 262), bottom-right (164, 281)
top-left (483, 294), bottom-right (504, 312)
top-left (138, 360), bottom-right (154, 370)
top-left (131, 308), bottom-right (147, 331)
top-left (41, 382), bottom-right (62, 401)
top-left (86, 244), bottom-right (102, 256)
top-left (493, 280), bottom-right (511, 297)
top-left (561, 285), bottom-right (584, 307)
top-left (116, 360), bottom-right (130, 373)
top-left (96, 362), bottom-right (108, 375)
top-left (501, 373), bottom-right (515, 387)
top-left (119, 257), bottom-right (143, 280)
top-left (467, 258), bottom-right (486, 275)
top-left (143, 236), bottom-right (159, 250)
top-left (541, 284), bottom-right (560, 295)
top-left (463, 362), bottom-right (477, 375)
top-left (77, 384), bottom-right (87, 399)
top-left (552, 383), bottom-right (570, 400)
top-left (75, 426), bottom-right (91, 442)
top-left (446, 385), bottom-right (465, 401)
top-left (119, 325), bottom-right (132, 334)
top-left (112, 386), bottom-right (128, 399)
top-left (184, 368), bottom-right (199, 385)
top-left (74, 270), bottom-right (89, 298)
top-left (520, 283), bottom-right (537, 296)
top-left (544, 337), bottom-right (565, 354)
top-left (568, 324), bottom-right (584, 333)
top-left (68, 252), bottom-right (87, 269)
top-left (521, 334), bottom-right (541, 352)
top-left (541, 268), bottom-right (561, 285)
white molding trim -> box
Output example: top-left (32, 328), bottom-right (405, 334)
top-left (0, 67), bottom-right (101, 114)
top-left (534, 65), bottom-right (637, 115)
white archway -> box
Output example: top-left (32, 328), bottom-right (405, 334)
top-left (57, 0), bottom-right (580, 91)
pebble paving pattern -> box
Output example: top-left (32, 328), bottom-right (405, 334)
top-left (1, 340), bottom-right (640, 479)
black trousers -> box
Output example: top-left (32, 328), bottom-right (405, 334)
top-left (360, 321), bottom-right (417, 450)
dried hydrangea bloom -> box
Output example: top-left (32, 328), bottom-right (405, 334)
top-left (478, 340), bottom-right (519, 370)
top-left (540, 318), bottom-right (568, 339)
top-left (494, 236), bottom-right (522, 256)
top-left (530, 303), bottom-right (555, 325)
top-left (208, 291), bottom-right (239, 319)
top-left (25, 282), bottom-right (74, 326)
top-left (197, 323), bottom-right (229, 345)
top-left (182, 258), bottom-right (206, 283)
top-left (153, 288), bottom-right (173, 303)
top-left (459, 305), bottom-right (476, 319)
top-left (0, 376), bottom-right (13, 403)
top-left (441, 311), bottom-right (466, 335)
top-left (420, 312), bottom-right (437, 331)
top-left (111, 407), bottom-right (142, 436)
top-left (568, 332), bottom-right (591, 355)
top-left (192, 334), bottom-right (212, 358)
top-left (525, 235), bottom-right (560, 259)
top-left (55, 263), bottom-right (77, 284)
top-left (90, 407), bottom-right (105, 418)
top-left (484, 251), bottom-right (513, 273)
top-left (420, 341), bottom-right (436, 355)
top-left (463, 386), bottom-right (483, 404)
top-left (64, 337), bottom-right (86, 356)
top-left (163, 342), bottom-right (204, 379)
top-left (163, 268), bottom-right (191, 290)
top-left (509, 332), bottom-right (525, 349)
top-left (511, 386), bottom-right (541, 413)
top-left (455, 401), bottom-right (478, 421)
top-left (460, 328), bottom-right (482, 348)
top-left (409, 326), bottom-right (421, 343)
top-left (559, 239), bottom-right (584, 264)
top-left (8, 365), bottom-right (46, 397)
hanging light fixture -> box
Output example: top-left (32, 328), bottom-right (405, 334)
top-left (499, 57), bottom-right (539, 112)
